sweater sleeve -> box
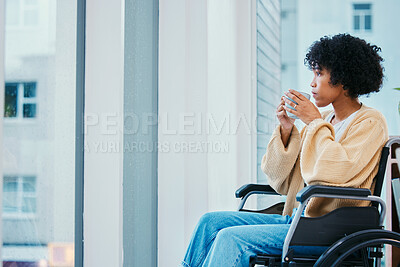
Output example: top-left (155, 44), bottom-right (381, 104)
top-left (300, 117), bottom-right (387, 186)
top-left (261, 125), bottom-right (302, 195)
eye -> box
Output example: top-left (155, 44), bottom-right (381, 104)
top-left (316, 71), bottom-right (321, 76)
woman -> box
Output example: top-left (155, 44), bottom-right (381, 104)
top-left (181, 33), bottom-right (388, 267)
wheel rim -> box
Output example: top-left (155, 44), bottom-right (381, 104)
top-left (315, 230), bottom-right (400, 267)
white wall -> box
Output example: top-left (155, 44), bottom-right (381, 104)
top-left (158, 1), bottom-right (187, 266)
top-left (158, 0), bottom-right (256, 266)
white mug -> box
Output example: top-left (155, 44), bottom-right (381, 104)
top-left (285, 91), bottom-right (311, 119)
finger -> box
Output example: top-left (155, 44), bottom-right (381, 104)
top-left (283, 105), bottom-right (296, 115)
top-left (277, 98), bottom-right (286, 109)
top-left (284, 91), bottom-right (301, 103)
top-left (276, 106), bottom-right (285, 115)
top-left (277, 104), bottom-right (288, 113)
top-left (288, 89), bottom-right (306, 101)
top-left (277, 110), bottom-right (289, 118)
top-left (283, 97), bottom-right (297, 109)
top-left (277, 111), bottom-right (286, 117)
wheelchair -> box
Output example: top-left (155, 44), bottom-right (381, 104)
top-left (235, 137), bottom-right (400, 266)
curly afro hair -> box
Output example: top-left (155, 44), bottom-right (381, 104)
top-left (304, 33), bottom-right (384, 98)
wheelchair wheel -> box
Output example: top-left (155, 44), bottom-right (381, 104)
top-left (314, 229), bottom-right (400, 267)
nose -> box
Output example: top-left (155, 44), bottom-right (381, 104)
top-left (310, 80), bottom-right (316, 88)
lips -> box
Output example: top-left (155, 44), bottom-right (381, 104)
top-left (312, 91), bottom-right (317, 98)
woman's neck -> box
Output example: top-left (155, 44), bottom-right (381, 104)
top-left (331, 97), bottom-right (362, 123)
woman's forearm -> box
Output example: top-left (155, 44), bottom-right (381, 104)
top-left (280, 125), bottom-right (293, 147)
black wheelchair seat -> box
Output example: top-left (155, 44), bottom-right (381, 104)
top-left (291, 206), bottom-right (380, 247)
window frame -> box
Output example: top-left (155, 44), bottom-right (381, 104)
top-left (4, 81), bottom-right (38, 121)
top-left (5, 0), bottom-right (40, 28)
top-left (353, 3), bottom-right (372, 32)
top-left (2, 175), bottom-right (37, 219)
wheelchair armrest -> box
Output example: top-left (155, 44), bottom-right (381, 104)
top-left (235, 184), bottom-right (279, 199)
top-left (296, 185), bottom-right (371, 203)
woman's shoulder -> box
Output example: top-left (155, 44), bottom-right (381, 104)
top-left (355, 104), bottom-right (387, 123)
top-left (350, 105), bottom-right (388, 135)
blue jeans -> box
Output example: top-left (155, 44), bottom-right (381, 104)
top-left (181, 211), bottom-right (326, 267)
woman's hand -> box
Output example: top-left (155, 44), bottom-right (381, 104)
top-left (277, 96), bottom-right (295, 147)
top-left (283, 89), bottom-right (322, 125)
top-left (277, 96), bottom-right (295, 131)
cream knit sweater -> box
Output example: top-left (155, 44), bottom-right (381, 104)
top-left (261, 105), bottom-right (388, 217)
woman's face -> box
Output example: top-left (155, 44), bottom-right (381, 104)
top-left (310, 68), bottom-right (344, 107)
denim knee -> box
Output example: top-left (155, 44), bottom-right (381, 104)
top-left (197, 211), bottom-right (225, 230)
top-left (196, 212), bottom-right (214, 232)
top-left (198, 212), bottom-right (214, 225)
top-left (213, 227), bottom-right (237, 247)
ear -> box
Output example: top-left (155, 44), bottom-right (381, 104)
top-left (342, 86), bottom-right (353, 98)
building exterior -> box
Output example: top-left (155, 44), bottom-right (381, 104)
top-left (3, 0), bottom-right (75, 263)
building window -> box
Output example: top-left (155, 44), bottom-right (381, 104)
top-left (23, 0), bottom-right (39, 26)
top-left (4, 82), bottom-right (37, 119)
top-left (3, 176), bottom-right (37, 215)
top-left (5, 0), bottom-right (39, 27)
top-left (353, 3), bottom-right (372, 31)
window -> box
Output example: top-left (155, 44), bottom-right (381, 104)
top-left (3, 176), bottom-right (37, 215)
top-left (23, 0), bottom-right (39, 26)
top-left (353, 3), bottom-right (372, 31)
top-left (4, 82), bottom-right (37, 119)
top-left (2, 0), bottom-right (77, 264)
top-left (256, 0), bottom-right (281, 184)
top-left (5, 0), bottom-right (39, 27)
